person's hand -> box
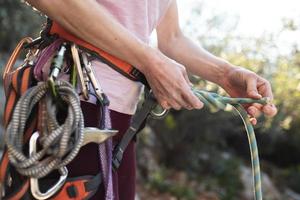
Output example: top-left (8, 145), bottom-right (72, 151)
top-left (142, 50), bottom-right (203, 110)
top-left (220, 66), bottom-right (277, 125)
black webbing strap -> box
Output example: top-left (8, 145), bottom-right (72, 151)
top-left (112, 90), bottom-right (157, 170)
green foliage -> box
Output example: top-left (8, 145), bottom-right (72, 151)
top-left (148, 167), bottom-right (197, 200)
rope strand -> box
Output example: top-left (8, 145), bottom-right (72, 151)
top-left (5, 80), bottom-right (84, 179)
top-left (193, 88), bottom-right (264, 200)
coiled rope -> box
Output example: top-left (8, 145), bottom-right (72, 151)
top-left (5, 80), bottom-right (84, 179)
top-left (193, 89), bottom-right (266, 200)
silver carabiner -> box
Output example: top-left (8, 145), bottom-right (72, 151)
top-left (81, 52), bottom-right (109, 105)
top-left (29, 132), bottom-right (68, 200)
top-left (150, 105), bottom-right (169, 119)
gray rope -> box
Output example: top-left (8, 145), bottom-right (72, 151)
top-left (5, 80), bottom-right (84, 178)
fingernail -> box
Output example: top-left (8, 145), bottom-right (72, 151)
top-left (253, 92), bottom-right (262, 98)
top-left (196, 102), bottom-right (203, 109)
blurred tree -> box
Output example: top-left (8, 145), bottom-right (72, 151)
top-left (0, 0), bottom-right (44, 53)
top-left (146, 5), bottom-right (300, 198)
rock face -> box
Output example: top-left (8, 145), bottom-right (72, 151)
top-left (240, 166), bottom-right (281, 200)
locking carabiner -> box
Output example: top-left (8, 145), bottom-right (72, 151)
top-left (48, 43), bottom-right (67, 98)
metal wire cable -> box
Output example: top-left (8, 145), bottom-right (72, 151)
top-left (5, 80), bottom-right (84, 179)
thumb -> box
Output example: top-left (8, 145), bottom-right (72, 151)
top-left (246, 77), bottom-right (262, 99)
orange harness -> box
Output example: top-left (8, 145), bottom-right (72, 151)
top-left (1, 20), bottom-right (154, 199)
top-left (48, 21), bottom-right (148, 86)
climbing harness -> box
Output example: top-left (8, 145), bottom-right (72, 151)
top-left (1, 18), bottom-right (268, 200)
top-left (1, 40), bottom-right (116, 200)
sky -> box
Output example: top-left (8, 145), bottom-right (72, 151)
top-left (177, 0), bottom-right (300, 54)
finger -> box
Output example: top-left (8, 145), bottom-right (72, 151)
top-left (247, 106), bottom-right (262, 118)
top-left (185, 105), bottom-right (193, 110)
top-left (182, 70), bottom-right (193, 87)
top-left (258, 80), bottom-right (273, 99)
top-left (169, 99), bottom-right (181, 110)
top-left (171, 76), bottom-right (202, 110)
top-left (257, 81), bottom-right (277, 116)
top-left (168, 89), bottom-right (190, 110)
top-left (249, 117), bottom-right (257, 125)
top-left (246, 77), bottom-right (262, 99)
top-left (262, 104), bottom-right (277, 117)
top-left (181, 86), bottom-right (203, 109)
top-left (160, 100), bottom-right (171, 110)
top-left (250, 103), bottom-right (263, 114)
top-left (252, 103), bottom-right (263, 110)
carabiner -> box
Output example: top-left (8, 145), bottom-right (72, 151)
top-left (29, 132), bottom-right (68, 200)
top-left (81, 52), bottom-right (110, 105)
top-left (150, 105), bottom-right (169, 119)
top-left (48, 43), bottom-right (67, 98)
top-left (71, 44), bottom-right (90, 100)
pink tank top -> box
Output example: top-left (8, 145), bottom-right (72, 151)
top-left (92, 0), bottom-right (171, 114)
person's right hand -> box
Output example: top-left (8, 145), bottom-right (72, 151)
top-left (141, 50), bottom-right (203, 110)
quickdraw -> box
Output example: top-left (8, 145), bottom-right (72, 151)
top-left (1, 19), bottom-right (268, 200)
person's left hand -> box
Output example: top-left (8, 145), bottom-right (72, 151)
top-left (220, 66), bottom-right (277, 125)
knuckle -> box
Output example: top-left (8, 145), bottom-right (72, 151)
top-left (174, 105), bottom-right (181, 110)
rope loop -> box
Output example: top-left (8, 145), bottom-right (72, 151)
top-left (5, 80), bottom-right (84, 178)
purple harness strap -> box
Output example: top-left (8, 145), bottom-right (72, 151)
top-left (99, 106), bottom-right (114, 200)
top-left (33, 39), bottom-right (63, 81)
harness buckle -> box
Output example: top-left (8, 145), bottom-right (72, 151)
top-left (29, 132), bottom-right (68, 200)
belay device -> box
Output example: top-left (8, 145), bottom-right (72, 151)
top-left (0, 20), bottom-right (269, 200)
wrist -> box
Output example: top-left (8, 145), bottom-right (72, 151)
top-left (137, 46), bottom-right (163, 74)
top-left (215, 61), bottom-right (235, 87)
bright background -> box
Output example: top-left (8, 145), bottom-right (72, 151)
top-left (0, 1), bottom-right (300, 200)
top-left (178, 0), bottom-right (300, 54)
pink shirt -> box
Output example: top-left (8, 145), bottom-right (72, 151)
top-left (93, 0), bottom-right (172, 114)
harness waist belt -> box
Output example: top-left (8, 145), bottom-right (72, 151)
top-left (48, 21), bottom-right (147, 85)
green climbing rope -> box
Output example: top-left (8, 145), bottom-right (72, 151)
top-left (192, 88), bottom-right (269, 200)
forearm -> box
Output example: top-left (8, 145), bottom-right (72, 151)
top-left (26, 0), bottom-right (154, 73)
top-left (158, 32), bottom-right (233, 85)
